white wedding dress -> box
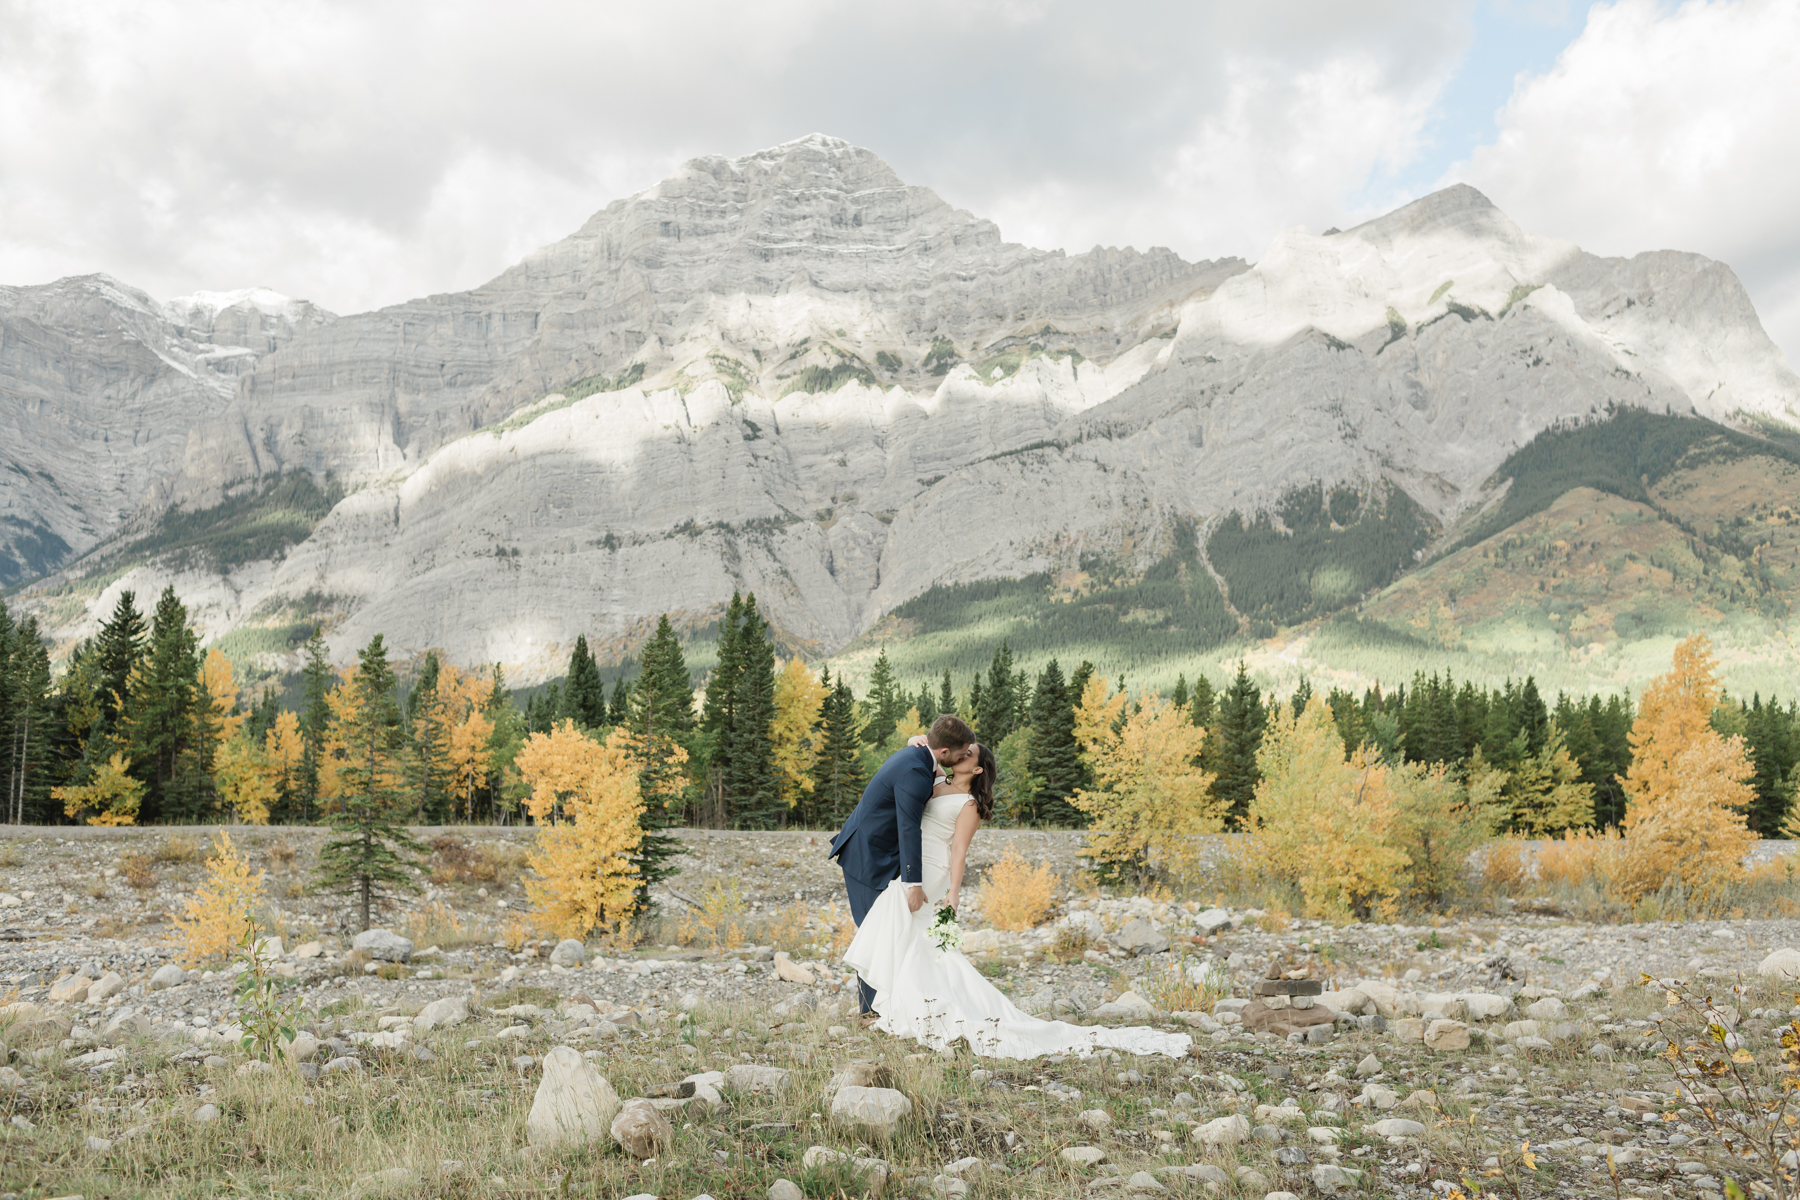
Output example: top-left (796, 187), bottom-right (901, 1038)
top-left (843, 792), bottom-right (1191, 1060)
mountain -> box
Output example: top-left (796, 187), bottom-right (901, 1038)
top-left (6, 134), bottom-right (1798, 691)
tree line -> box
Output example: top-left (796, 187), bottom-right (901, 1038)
top-left (5, 588), bottom-right (1798, 846)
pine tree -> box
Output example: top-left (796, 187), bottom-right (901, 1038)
top-left (915, 682), bottom-right (938, 724)
top-left (562, 634), bottom-right (608, 729)
top-left (978, 641), bottom-right (1018, 747)
top-left (864, 648), bottom-right (901, 746)
top-left (407, 651), bottom-right (454, 823)
top-left (1, 606), bottom-right (53, 824)
top-left (130, 586), bottom-right (202, 823)
top-left (1188, 674), bottom-right (1216, 730)
top-left (938, 670), bottom-right (955, 719)
top-left (1210, 661), bottom-right (1266, 829)
top-left (298, 629), bottom-right (332, 824)
top-left (608, 677), bottom-right (632, 725)
top-left (809, 671), bottom-right (865, 826)
top-left (618, 615), bottom-right (693, 907)
top-left (725, 596), bottom-right (780, 827)
top-left (314, 634), bottom-right (426, 931)
top-left (967, 674), bottom-right (984, 733)
top-left (701, 592), bottom-right (746, 809)
top-left (1171, 674), bottom-right (1190, 714)
top-left (1026, 659), bottom-right (1084, 826)
top-left (94, 590), bottom-right (146, 728)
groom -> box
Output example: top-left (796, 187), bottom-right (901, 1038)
top-left (828, 712), bottom-right (975, 1018)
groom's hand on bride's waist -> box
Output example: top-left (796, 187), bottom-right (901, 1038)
top-left (906, 885), bottom-right (927, 912)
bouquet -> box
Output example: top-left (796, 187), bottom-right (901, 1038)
top-left (927, 905), bottom-right (963, 953)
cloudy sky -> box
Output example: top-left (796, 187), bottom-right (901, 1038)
top-left (2, 0), bottom-right (1796, 362)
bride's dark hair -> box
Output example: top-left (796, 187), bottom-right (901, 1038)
top-left (969, 743), bottom-right (997, 820)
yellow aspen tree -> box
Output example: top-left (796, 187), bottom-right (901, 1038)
top-left (170, 830), bottom-right (266, 965)
top-left (199, 647), bottom-right (245, 746)
top-left (522, 726), bottom-right (645, 938)
top-left (771, 657), bottom-right (826, 811)
top-left (214, 734), bottom-right (278, 824)
top-left (1071, 674), bottom-right (1220, 885)
top-left (1247, 696), bottom-right (1407, 920)
top-left (1616, 635), bottom-right (1757, 902)
top-left (54, 751), bottom-right (144, 826)
top-left (315, 669), bottom-right (363, 809)
top-left (264, 709), bottom-right (305, 815)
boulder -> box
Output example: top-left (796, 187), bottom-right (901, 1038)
top-left (610, 1098), bottom-right (673, 1159)
top-left (1420, 1018), bottom-right (1469, 1051)
top-left (525, 1045), bottom-right (620, 1149)
top-left (825, 1060), bottom-right (894, 1102)
top-left (960, 929), bottom-right (1001, 955)
top-left (803, 1146), bottom-right (889, 1196)
top-left (1194, 908), bottom-right (1233, 935)
top-left (1060, 1146), bottom-right (1107, 1166)
top-left (352, 929), bottom-right (414, 963)
top-left (1371, 1118), bottom-right (1426, 1137)
top-left (1241, 999), bottom-right (1336, 1037)
top-left (830, 1085), bottom-right (912, 1135)
top-left (774, 952), bottom-right (816, 985)
top-left (725, 1064), bottom-right (792, 1095)
top-left (1192, 1114), bottom-right (1249, 1146)
top-left (87, 971), bottom-right (127, 1002)
top-left (414, 996), bottom-right (469, 1032)
top-left (1112, 919), bottom-right (1170, 956)
top-left (1319, 987), bottom-right (1371, 1016)
top-left (294, 941), bottom-right (323, 959)
top-left (1391, 1017), bottom-right (1425, 1041)
top-left (1758, 949), bottom-right (1800, 985)
top-left (1092, 990), bottom-right (1156, 1020)
top-left (47, 974), bottom-right (93, 1004)
top-left (549, 939), bottom-right (586, 968)
top-left (284, 1032), bottom-right (321, 1064)
top-left (1524, 997), bottom-right (1568, 1022)
top-left (1076, 1109), bottom-right (1112, 1132)
top-left (1357, 981), bottom-right (1405, 1019)
top-left (149, 964), bottom-right (188, 991)
top-left (1459, 992), bottom-right (1511, 1021)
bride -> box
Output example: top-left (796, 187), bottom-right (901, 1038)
top-left (843, 741), bottom-right (1191, 1060)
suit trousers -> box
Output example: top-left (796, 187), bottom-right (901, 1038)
top-left (843, 870), bottom-right (889, 1014)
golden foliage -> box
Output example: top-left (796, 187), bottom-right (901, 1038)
top-left (444, 669), bottom-right (497, 822)
top-left (674, 878), bottom-right (750, 949)
top-left (200, 647), bottom-right (245, 745)
top-left (1138, 957), bottom-right (1228, 1013)
top-left (264, 709), bottom-right (305, 808)
top-left (520, 725), bottom-right (644, 939)
top-left (1392, 759), bottom-right (1503, 910)
top-left (119, 852), bottom-right (156, 890)
top-left (980, 846), bottom-right (1059, 930)
top-left (772, 657), bottom-right (827, 810)
top-left (1071, 675), bottom-right (1221, 884)
top-left (54, 751), bottom-right (144, 826)
top-left (170, 830), bottom-right (267, 966)
top-left (1246, 696), bottom-right (1407, 920)
top-left (1615, 635), bottom-right (1758, 902)
top-left (1504, 725), bottom-right (1595, 837)
top-left (215, 734), bottom-right (277, 824)
top-left (1481, 839), bottom-right (1530, 890)
top-left (1536, 826), bottom-right (1624, 888)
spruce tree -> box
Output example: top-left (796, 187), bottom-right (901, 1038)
top-left (298, 629), bottom-right (332, 823)
top-left (809, 672), bottom-right (866, 826)
top-left (1171, 674), bottom-right (1189, 714)
top-left (1210, 661), bottom-right (1265, 829)
top-left (1, 607), bottom-right (53, 825)
top-left (1026, 659), bottom-right (1084, 826)
top-left (1188, 674), bottom-right (1216, 730)
top-left (620, 615), bottom-right (693, 907)
top-left (938, 670), bottom-right (955, 719)
top-left (130, 586), bottom-right (201, 823)
top-left (864, 648), bottom-right (901, 746)
top-left (314, 634), bottom-right (425, 931)
top-left (94, 590), bottom-right (146, 727)
top-left (608, 677), bottom-right (632, 725)
top-left (724, 596), bottom-right (780, 827)
top-left (407, 651), bottom-right (453, 823)
top-left (701, 592), bottom-right (746, 801)
top-left (562, 634), bottom-right (608, 728)
top-left (915, 682), bottom-right (937, 724)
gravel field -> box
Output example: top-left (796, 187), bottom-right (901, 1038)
top-left (2, 825), bottom-right (1798, 1200)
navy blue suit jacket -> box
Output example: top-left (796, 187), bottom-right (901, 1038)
top-left (828, 744), bottom-right (936, 888)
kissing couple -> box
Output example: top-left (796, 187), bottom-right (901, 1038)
top-left (826, 713), bottom-right (1189, 1061)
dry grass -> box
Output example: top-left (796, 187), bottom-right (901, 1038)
top-left (430, 835), bottom-right (531, 889)
top-left (400, 900), bottom-right (484, 950)
top-left (265, 837), bottom-right (298, 867)
top-left (979, 847), bottom-right (1059, 931)
top-left (153, 832), bottom-right (202, 864)
top-left (119, 852), bottom-right (157, 890)
top-left (0, 841), bottom-right (21, 868)
top-left (1481, 834), bottom-right (1798, 923)
top-left (1137, 955), bottom-right (1229, 1013)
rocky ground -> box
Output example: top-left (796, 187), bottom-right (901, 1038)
top-left (2, 825), bottom-right (1798, 1200)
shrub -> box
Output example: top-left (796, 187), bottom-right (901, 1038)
top-left (53, 751), bottom-right (143, 826)
top-left (1391, 760), bottom-right (1502, 910)
top-left (1049, 927), bottom-right (1092, 962)
top-left (170, 830), bottom-right (267, 966)
top-left (1536, 827), bottom-right (1624, 888)
top-left (1139, 957), bottom-right (1228, 1012)
top-left (155, 833), bottom-right (202, 864)
top-left (119, 852), bottom-right (156, 890)
top-left (1482, 840), bottom-right (1530, 891)
top-left (980, 846), bottom-right (1058, 930)
top-left (674, 878), bottom-right (749, 949)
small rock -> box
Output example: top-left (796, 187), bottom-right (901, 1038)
top-left (802, 1146), bottom-right (890, 1195)
top-left (769, 1181), bottom-right (805, 1200)
top-left (192, 1103), bottom-right (221, 1123)
top-left (1361, 1084), bottom-right (1398, 1110)
top-left (1516, 1035), bottom-right (1553, 1052)
top-left (1077, 1108), bottom-right (1112, 1132)
top-left (1092, 990), bottom-right (1156, 1020)
top-left (512, 1054), bottom-right (536, 1073)
top-left (774, 952), bottom-right (816, 985)
top-left (295, 941), bottom-right (323, 959)
top-left (1126, 1170), bottom-right (1165, 1192)
top-left (1311, 1164), bottom-right (1363, 1193)
top-left (47, 974), bottom-right (93, 1004)
top-left (1060, 1146), bottom-right (1107, 1166)
top-left (1355, 1054), bottom-right (1381, 1077)
top-left (1235, 1167), bottom-right (1270, 1190)
top-left (825, 1060), bottom-right (893, 1101)
top-left (549, 939), bottom-right (586, 968)
top-left (323, 1056), bottom-right (362, 1073)
top-left (354, 1167), bottom-right (419, 1193)
top-left (830, 1085), bottom-right (911, 1135)
top-left (87, 1135), bottom-right (113, 1152)
top-left (351, 929), bottom-right (414, 963)
top-left (943, 1157), bottom-right (984, 1179)
top-left (1273, 1147), bottom-right (1309, 1166)
top-left (414, 996), bottom-right (469, 1032)
top-left (87, 971), bottom-right (127, 1002)
top-left (204, 1055), bottom-right (229, 1069)
top-left (1112, 919), bottom-right (1170, 956)
top-left (725, 1064), bottom-right (792, 1095)
top-left (1524, 997), bottom-right (1568, 1022)
top-left (1589, 1042), bottom-right (1615, 1061)
top-left (610, 1098), bottom-right (674, 1159)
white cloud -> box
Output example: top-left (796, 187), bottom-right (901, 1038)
top-left (1455, 0), bottom-right (1800, 364)
top-left (0, 0), bottom-right (1470, 313)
